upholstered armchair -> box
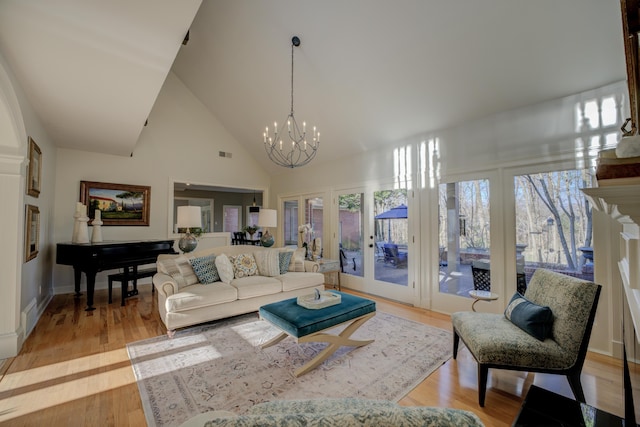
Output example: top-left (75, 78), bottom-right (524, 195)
top-left (451, 269), bottom-right (601, 407)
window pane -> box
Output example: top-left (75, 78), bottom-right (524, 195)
top-left (283, 200), bottom-right (298, 246)
top-left (514, 169), bottom-right (595, 291)
top-left (339, 193), bottom-right (363, 277)
top-left (374, 188), bottom-right (408, 286)
top-left (439, 179), bottom-right (490, 296)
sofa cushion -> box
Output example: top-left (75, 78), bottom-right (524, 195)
top-left (288, 248), bottom-right (306, 272)
top-left (231, 276), bottom-right (282, 299)
top-left (229, 253), bottom-right (258, 278)
top-left (165, 282), bottom-right (238, 313)
top-left (277, 272), bottom-right (325, 292)
top-left (254, 250), bottom-right (280, 277)
top-left (157, 255), bottom-right (199, 289)
top-left (215, 254), bottom-right (234, 284)
top-left (189, 254), bottom-right (220, 284)
top-left (504, 292), bottom-right (554, 341)
top-left (278, 251), bottom-right (293, 274)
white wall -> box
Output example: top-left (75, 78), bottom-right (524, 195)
top-left (0, 50), bottom-right (57, 357)
top-left (269, 80), bottom-right (627, 356)
top-left (52, 72), bottom-right (271, 294)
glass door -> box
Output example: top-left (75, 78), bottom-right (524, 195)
top-left (369, 187), bottom-right (413, 303)
top-left (337, 191), bottom-right (364, 281)
top-left (337, 186), bottom-right (414, 304)
top-left (435, 178), bottom-right (491, 311)
top-left (282, 199), bottom-right (299, 246)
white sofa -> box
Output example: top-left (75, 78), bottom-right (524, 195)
top-left (153, 245), bottom-right (325, 332)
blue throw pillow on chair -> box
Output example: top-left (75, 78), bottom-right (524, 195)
top-left (504, 293), bottom-right (554, 341)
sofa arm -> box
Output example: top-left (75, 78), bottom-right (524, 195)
top-left (153, 273), bottom-right (179, 297)
top-left (304, 260), bottom-right (319, 272)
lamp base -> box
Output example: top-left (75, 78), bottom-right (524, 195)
top-left (179, 233), bottom-right (198, 253)
top-left (261, 231), bottom-right (275, 247)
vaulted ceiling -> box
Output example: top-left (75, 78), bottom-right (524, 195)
top-left (0, 1), bottom-right (627, 174)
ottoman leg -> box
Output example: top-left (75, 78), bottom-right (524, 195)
top-left (295, 312), bottom-right (375, 377)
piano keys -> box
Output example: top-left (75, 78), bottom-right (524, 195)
top-left (56, 240), bottom-right (176, 311)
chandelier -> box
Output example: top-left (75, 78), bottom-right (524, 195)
top-left (263, 36), bottom-right (319, 168)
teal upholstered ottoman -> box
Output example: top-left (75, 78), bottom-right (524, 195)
top-left (259, 291), bottom-right (376, 376)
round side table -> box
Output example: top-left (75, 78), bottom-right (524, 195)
top-left (469, 290), bottom-right (499, 311)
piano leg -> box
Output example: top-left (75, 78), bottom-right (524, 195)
top-left (73, 267), bottom-right (82, 297)
top-left (85, 269), bottom-right (97, 311)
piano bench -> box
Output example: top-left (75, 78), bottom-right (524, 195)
top-left (108, 267), bottom-right (157, 306)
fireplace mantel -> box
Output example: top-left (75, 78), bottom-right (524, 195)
top-left (582, 185), bottom-right (640, 226)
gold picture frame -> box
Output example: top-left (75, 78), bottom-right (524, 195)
top-left (27, 137), bottom-right (42, 197)
top-left (25, 204), bottom-right (40, 262)
top-left (80, 180), bottom-right (151, 226)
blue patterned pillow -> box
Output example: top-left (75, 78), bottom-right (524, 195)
top-left (189, 255), bottom-right (220, 284)
top-left (279, 251), bottom-right (293, 274)
top-left (504, 292), bottom-right (553, 340)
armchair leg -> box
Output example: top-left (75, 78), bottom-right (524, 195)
top-left (478, 364), bottom-right (488, 407)
top-left (567, 372), bottom-right (586, 402)
top-left (453, 331), bottom-right (460, 359)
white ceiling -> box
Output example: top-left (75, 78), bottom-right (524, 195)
top-left (0, 0), bottom-right (627, 173)
top-left (0, 0), bottom-right (201, 156)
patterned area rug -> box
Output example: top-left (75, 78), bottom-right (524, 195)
top-left (127, 311), bottom-right (452, 427)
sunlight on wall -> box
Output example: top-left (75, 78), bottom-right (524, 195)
top-left (573, 93), bottom-right (622, 169)
top-left (393, 145), bottom-right (412, 190)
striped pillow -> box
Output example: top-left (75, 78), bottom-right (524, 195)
top-left (254, 250), bottom-right (281, 277)
top-left (157, 255), bottom-right (199, 289)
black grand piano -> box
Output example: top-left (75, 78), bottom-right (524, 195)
top-left (56, 240), bottom-right (176, 311)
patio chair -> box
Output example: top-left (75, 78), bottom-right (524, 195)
top-left (471, 264), bottom-right (491, 291)
top-left (375, 242), bottom-right (386, 262)
top-left (383, 244), bottom-right (407, 268)
top-left (451, 269), bottom-right (601, 407)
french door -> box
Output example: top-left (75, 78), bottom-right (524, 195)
top-left (336, 185), bottom-right (415, 304)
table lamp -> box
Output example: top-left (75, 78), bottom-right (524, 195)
top-left (258, 209), bottom-right (277, 247)
top-left (177, 205), bottom-right (202, 253)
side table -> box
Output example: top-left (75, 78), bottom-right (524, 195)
top-left (317, 258), bottom-right (341, 291)
top-left (469, 290), bottom-right (498, 311)
top-left (512, 385), bottom-right (623, 426)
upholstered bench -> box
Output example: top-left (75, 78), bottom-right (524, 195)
top-left (108, 267), bottom-right (157, 306)
top-left (259, 291), bottom-right (376, 376)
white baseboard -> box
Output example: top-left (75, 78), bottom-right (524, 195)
top-left (21, 295), bottom-right (51, 339)
top-left (0, 329), bottom-right (22, 359)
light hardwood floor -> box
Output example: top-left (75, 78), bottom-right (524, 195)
top-left (0, 285), bottom-right (624, 426)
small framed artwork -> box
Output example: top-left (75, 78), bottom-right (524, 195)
top-left (25, 204), bottom-right (40, 262)
top-left (27, 137), bottom-right (42, 197)
top-left (80, 181), bottom-right (151, 226)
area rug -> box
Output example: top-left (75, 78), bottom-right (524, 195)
top-left (127, 311), bottom-right (452, 427)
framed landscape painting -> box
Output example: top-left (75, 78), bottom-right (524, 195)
top-left (80, 181), bottom-right (151, 226)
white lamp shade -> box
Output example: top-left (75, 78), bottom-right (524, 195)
top-left (177, 206), bottom-right (202, 228)
top-left (257, 209), bottom-right (277, 228)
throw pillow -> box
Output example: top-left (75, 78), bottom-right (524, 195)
top-left (229, 253), bottom-right (258, 278)
top-left (157, 255), bottom-right (199, 289)
top-left (504, 293), bottom-right (554, 341)
top-left (215, 254), bottom-right (234, 284)
top-left (278, 251), bottom-right (293, 274)
top-left (254, 250), bottom-right (281, 277)
top-left (189, 254), bottom-right (220, 284)
top-left (288, 247), bottom-right (306, 272)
